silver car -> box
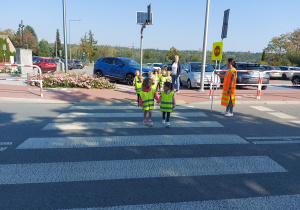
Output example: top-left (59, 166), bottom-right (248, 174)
top-left (180, 62), bottom-right (220, 89)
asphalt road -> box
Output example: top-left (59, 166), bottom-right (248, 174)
top-left (1, 101), bottom-right (300, 209)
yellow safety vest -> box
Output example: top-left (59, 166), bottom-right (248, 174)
top-left (160, 91), bottom-right (174, 112)
top-left (135, 82), bottom-right (142, 94)
top-left (140, 88), bottom-right (155, 111)
top-left (160, 76), bottom-right (167, 88)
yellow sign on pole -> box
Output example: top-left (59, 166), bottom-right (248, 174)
top-left (212, 42), bottom-right (223, 61)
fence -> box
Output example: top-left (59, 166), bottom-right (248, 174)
top-left (210, 70), bottom-right (300, 100)
top-left (0, 64), bottom-right (43, 97)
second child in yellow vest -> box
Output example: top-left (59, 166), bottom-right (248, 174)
top-left (160, 69), bottom-right (168, 92)
top-left (214, 58), bottom-right (237, 117)
top-left (158, 82), bottom-right (176, 127)
top-left (135, 75), bottom-right (143, 106)
top-left (139, 77), bottom-right (160, 126)
top-left (133, 70), bottom-right (140, 86)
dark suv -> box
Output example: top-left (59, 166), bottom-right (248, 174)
top-left (94, 57), bottom-right (153, 85)
top-left (220, 62), bottom-right (270, 90)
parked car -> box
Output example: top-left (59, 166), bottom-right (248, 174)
top-left (149, 63), bottom-right (162, 70)
top-left (161, 63), bottom-right (172, 71)
top-left (94, 57), bottom-right (153, 85)
top-left (220, 62), bottom-right (270, 90)
top-left (261, 65), bottom-right (282, 79)
top-left (279, 66), bottom-right (300, 80)
top-left (291, 72), bottom-right (300, 85)
top-left (74, 60), bottom-right (84, 69)
top-left (33, 57), bottom-right (57, 73)
top-left (180, 62), bottom-right (220, 89)
top-left (60, 59), bottom-right (73, 70)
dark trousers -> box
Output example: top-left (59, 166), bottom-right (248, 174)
top-left (162, 112), bottom-right (171, 122)
top-left (226, 96), bottom-right (233, 113)
top-left (137, 94), bottom-right (140, 106)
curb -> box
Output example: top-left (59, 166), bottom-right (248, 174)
top-left (189, 100), bottom-right (300, 105)
top-left (0, 97), bottom-right (75, 104)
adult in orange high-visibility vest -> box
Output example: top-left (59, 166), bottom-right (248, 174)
top-left (214, 58), bottom-right (237, 117)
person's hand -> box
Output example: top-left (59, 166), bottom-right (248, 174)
top-left (178, 75), bottom-right (181, 78)
top-left (214, 71), bottom-right (218, 75)
top-left (227, 88), bottom-right (232, 94)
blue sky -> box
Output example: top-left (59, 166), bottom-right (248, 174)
top-left (1, 0), bottom-right (300, 52)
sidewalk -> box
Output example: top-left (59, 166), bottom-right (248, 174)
top-left (1, 83), bottom-right (300, 104)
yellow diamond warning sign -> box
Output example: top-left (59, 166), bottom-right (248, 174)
top-left (212, 42), bottom-right (223, 61)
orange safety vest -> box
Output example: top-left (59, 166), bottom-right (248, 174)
top-left (221, 68), bottom-right (237, 107)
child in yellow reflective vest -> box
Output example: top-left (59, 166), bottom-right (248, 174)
top-left (139, 77), bottom-right (160, 126)
top-left (135, 75), bottom-right (143, 106)
top-left (159, 82), bottom-right (176, 127)
top-left (160, 69), bottom-right (168, 92)
top-left (133, 70), bottom-right (140, 86)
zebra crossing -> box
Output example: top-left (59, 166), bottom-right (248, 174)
top-left (5, 102), bottom-right (300, 209)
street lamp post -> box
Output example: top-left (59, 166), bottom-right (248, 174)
top-left (69, 19), bottom-right (81, 61)
top-left (62, 0), bottom-right (68, 72)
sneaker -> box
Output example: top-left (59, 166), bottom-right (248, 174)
top-left (162, 120), bottom-right (166, 124)
top-left (143, 119), bottom-right (147, 126)
top-left (220, 111), bottom-right (227, 115)
top-left (166, 122), bottom-right (170, 127)
top-left (176, 90), bottom-right (180, 93)
top-left (148, 119), bottom-right (153, 126)
top-left (225, 113), bottom-right (233, 117)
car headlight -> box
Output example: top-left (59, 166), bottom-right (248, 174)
top-left (193, 75), bottom-right (200, 82)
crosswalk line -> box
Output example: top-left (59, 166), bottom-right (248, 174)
top-left (0, 156), bottom-right (287, 185)
top-left (246, 136), bottom-right (300, 140)
top-left (42, 121), bottom-right (223, 130)
top-left (0, 147), bottom-right (7, 151)
top-left (250, 106), bottom-right (274, 112)
top-left (268, 112), bottom-right (297, 119)
top-left (291, 121), bottom-right (300, 125)
top-left (16, 134), bottom-right (248, 149)
top-left (253, 140), bottom-right (300, 144)
top-left (66, 194), bottom-right (300, 210)
top-left (69, 105), bottom-right (195, 110)
top-left (58, 112), bottom-right (207, 118)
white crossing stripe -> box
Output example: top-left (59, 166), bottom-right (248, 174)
top-left (68, 194), bottom-right (300, 210)
top-left (58, 112), bottom-right (207, 118)
top-left (291, 121), bottom-right (300, 125)
top-left (0, 156), bottom-right (287, 185)
top-left (246, 136), bottom-right (300, 140)
top-left (0, 147), bottom-right (7, 151)
top-left (0, 142), bottom-right (12, 146)
top-left (253, 140), bottom-right (300, 144)
top-left (42, 121), bottom-right (223, 130)
top-left (17, 134), bottom-right (248, 149)
top-left (69, 105), bottom-right (195, 110)
top-left (250, 106), bottom-right (274, 112)
top-left (268, 112), bottom-right (297, 119)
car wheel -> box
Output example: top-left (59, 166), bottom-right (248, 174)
top-left (95, 70), bottom-right (103, 78)
top-left (187, 80), bottom-right (192, 89)
top-left (292, 76), bottom-right (300, 85)
top-left (282, 74), bottom-right (287, 80)
top-left (261, 86), bottom-right (267, 90)
top-left (125, 74), bottom-right (134, 85)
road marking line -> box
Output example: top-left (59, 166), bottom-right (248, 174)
top-left (253, 140), bottom-right (300, 144)
top-left (42, 121), bottom-right (223, 130)
top-left (246, 136), bottom-right (300, 140)
top-left (17, 134), bottom-right (248, 149)
top-left (58, 112), bottom-right (207, 118)
top-left (67, 194), bottom-right (300, 210)
top-left (291, 121), bottom-right (300, 125)
top-left (0, 142), bottom-right (12, 146)
top-left (0, 156), bottom-right (287, 185)
top-left (69, 106), bottom-right (195, 110)
top-left (250, 106), bottom-right (274, 112)
top-left (0, 147), bottom-right (7, 151)
top-left (268, 112), bottom-right (297, 119)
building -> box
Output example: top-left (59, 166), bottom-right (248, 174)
top-left (0, 35), bottom-right (16, 53)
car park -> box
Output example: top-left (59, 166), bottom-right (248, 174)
top-left (220, 62), bottom-right (270, 90)
top-left (94, 57), bottom-right (153, 85)
top-left (279, 66), bottom-right (300, 79)
top-left (261, 65), bottom-right (282, 79)
top-left (180, 62), bottom-right (220, 89)
top-left (33, 57), bottom-right (57, 73)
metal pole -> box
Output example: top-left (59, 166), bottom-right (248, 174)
top-left (21, 20), bottom-right (24, 49)
top-left (69, 20), bottom-right (71, 60)
top-left (140, 29), bottom-right (143, 75)
top-left (62, 0), bottom-right (68, 72)
top-left (199, 0), bottom-right (210, 91)
top-left (56, 39), bottom-right (57, 58)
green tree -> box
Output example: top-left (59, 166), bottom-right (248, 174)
top-left (190, 55), bottom-right (201, 62)
top-left (15, 28), bottom-right (38, 55)
top-left (0, 28), bottom-right (15, 37)
top-left (166, 47), bottom-right (182, 61)
top-left (38, 39), bottom-right (51, 57)
top-left (143, 49), bottom-right (152, 60)
top-left (286, 51), bottom-right (300, 66)
top-left (125, 49), bottom-right (133, 58)
top-left (54, 29), bottom-right (63, 57)
top-left (261, 50), bottom-right (266, 61)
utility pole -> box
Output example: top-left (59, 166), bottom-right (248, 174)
top-left (69, 19), bottom-right (81, 61)
top-left (199, 0), bottom-right (210, 91)
top-left (18, 20), bottom-right (25, 48)
top-left (62, 0), bottom-right (68, 72)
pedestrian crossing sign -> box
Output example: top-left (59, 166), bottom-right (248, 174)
top-left (212, 42), bottom-right (223, 61)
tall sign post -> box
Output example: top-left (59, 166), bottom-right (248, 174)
top-left (199, 0), bottom-right (211, 91)
top-left (62, 0), bottom-right (68, 72)
top-left (137, 4), bottom-right (153, 75)
top-left (18, 20), bottom-right (25, 48)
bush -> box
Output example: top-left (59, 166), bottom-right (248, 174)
top-left (0, 66), bottom-right (13, 73)
top-left (29, 72), bottom-right (116, 89)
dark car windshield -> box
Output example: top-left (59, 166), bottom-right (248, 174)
top-left (120, 58), bottom-right (139, 67)
top-left (51, 59), bottom-right (59, 63)
top-left (191, 63), bottom-right (214, 72)
top-left (46, 59), bottom-right (55, 63)
top-left (153, 64), bottom-right (162, 67)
